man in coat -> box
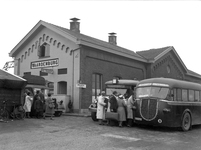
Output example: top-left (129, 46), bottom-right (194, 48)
top-left (109, 91), bottom-right (118, 112)
top-left (96, 91), bottom-right (106, 125)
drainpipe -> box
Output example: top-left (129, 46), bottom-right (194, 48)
top-left (70, 46), bottom-right (81, 112)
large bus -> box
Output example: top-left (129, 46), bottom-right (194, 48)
top-left (89, 79), bottom-right (139, 121)
top-left (134, 77), bottom-right (201, 131)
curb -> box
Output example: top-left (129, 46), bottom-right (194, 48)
top-left (62, 113), bottom-right (91, 117)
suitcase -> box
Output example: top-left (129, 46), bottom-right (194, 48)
top-left (105, 112), bottom-right (119, 121)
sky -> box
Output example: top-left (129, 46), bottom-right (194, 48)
top-left (1, 0), bottom-right (201, 75)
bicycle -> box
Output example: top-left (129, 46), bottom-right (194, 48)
top-left (0, 100), bottom-right (9, 122)
top-left (10, 102), bottom-right (26, 120)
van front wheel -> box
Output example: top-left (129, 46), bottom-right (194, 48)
top-left (181, 112), bottom-right (191, 131)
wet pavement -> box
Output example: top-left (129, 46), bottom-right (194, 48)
top-left (1, 115), bottom-right (201, 150)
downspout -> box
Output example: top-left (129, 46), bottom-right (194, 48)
top-left (70, 46), bottom-right (81, 112)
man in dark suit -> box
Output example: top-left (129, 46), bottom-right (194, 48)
top-left (109, 91), bottom-right (118, 112)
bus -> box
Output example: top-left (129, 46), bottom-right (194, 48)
top-left (89, 78), bottom-right (139, 121)
top-left (134, 77), bottom-right (201, 131)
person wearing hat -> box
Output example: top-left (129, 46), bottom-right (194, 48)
top-left (109, 91), bottom-right (118, 112)
top-left (96, 91), bottom-right (106, 125)
top-left (117, 94), bottom-right (126, 127)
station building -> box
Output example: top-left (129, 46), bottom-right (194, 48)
top-left (9, 18), bottom-right (201, 113)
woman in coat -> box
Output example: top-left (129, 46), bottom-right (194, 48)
top-left (96, 91), bottom-right (106, 125)
top-left (117, 95), bottom-right (126, 127)
top-left (126, 93), bottom-right (135, 127)
top-left (44, 93), bottom-right (55, 120)
top-left (23, 91), bottom-right (33, 118)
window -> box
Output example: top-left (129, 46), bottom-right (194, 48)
top-left (177, 89), bottom-right (182, 101)
top-left (38, 43), bottom-right (50, 58)
top-left (24, 72), bottom-right (31, 75)
top-left (40, 71), bottom-right (48, 76)
top-left (58, 81), bottom-right (67, 94)
top-left (189, 90), bottom-right (194, 102)
top-left (195, 91), bottom-right (199, 102)
top-left (58, 68), bottom-right (67, 75)
top-left (92, 73), bottom-right (103, 98)
top-left (173, 88), bottom-right (177, 101)
top-left (182, 89), bottom-right (188, 101)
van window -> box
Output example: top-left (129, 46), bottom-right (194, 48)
top-left (182, 89), bottom-right (188, 102)
top-left (189, 90), bottom-right (194, 102)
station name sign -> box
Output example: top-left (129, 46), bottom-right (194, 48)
top-left (31, 58), bottom-right (59, 69)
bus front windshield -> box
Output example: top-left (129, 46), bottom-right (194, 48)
top-left (136, 86), bottom-right (169, 99)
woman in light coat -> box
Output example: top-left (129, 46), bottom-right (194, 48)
top-left (126, 94), bottom-right (135, 127)
top-left (24, 92), bottom-right (33, 118)
top-left (96, 91), bottom-right (106, 125)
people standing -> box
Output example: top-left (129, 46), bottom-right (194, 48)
top-left (31, 90), bottom-right (40, 117)
top-left (96, 91), bottom-right (106, 125)
top-left (23, 91), bottom-right (33, 118)
top-left (34, 96), bottom-right (44, 119)
top-left (126, 93), bottom-right (135, 127)
top-left (109, 91), bottom-right (118, 112)
top-left (44, 93), bottom-right (55, 120)
top-left (117, 95), bottom-right (126, 127)
top-left (39, 89), bottom-right (46, 118)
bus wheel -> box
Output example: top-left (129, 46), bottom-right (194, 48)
top-left (181, 112), bottom-right (191, 131)
top-left (91, 112), bottom-right (98, 121)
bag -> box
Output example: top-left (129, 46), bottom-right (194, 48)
top-left (105, 112), bottom-right (119, 121)
top-left (48, 103), bottom-right (54, 109)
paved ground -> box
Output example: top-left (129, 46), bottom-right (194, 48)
top-left (1, 115), bottom-right (201, 150)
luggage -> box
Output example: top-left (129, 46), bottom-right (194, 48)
top-left (105, 112), bottom-right (119, 121)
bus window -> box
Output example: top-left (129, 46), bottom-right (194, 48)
top-left (195, 91), bottom-right (199, 102)
top-left (189, 90), bottom-right (194, 102)
top-left (173, 89), bottom-right (177, 101)
top-left (182, 89), bottom-right (188, 102)
top-left (177, 89), bottom-right (182, 101)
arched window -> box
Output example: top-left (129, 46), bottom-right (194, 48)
top-left (38, 43), bottom-right (50, 58)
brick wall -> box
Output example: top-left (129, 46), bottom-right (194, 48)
top-left (80, 46), bottom-right (146, 109)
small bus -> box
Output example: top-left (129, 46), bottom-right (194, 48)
top-left (89, 78), bottom-right (139, 121)
top-left (134, 77), bottom-right (201, 131)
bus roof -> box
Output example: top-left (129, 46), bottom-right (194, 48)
top-left (137, 78), bottom-right (201, 90)
top-left (105, 79), bottom-right (139, 86)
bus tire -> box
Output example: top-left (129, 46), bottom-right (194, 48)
top-left (181, 112), bottom-right (191, 131)
top-left (91, 112), bottom-right (98, 121)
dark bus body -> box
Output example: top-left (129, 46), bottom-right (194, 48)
top-left (134, 77), bottom-right (201, 131)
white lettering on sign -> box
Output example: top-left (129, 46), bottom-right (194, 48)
top-left (31, 58), bottom-right (59, 69)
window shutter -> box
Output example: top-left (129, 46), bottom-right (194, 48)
top-left (45, 44), bottom-right (50, 56)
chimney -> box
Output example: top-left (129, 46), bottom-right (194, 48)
top-left (108, 32), bottom-right (117, 45)
top-left (70, 17), bottom-right (80, 33)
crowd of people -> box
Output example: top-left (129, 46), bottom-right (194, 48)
top-left (96, 89), bottom-right (135, 127)
top-left (23, 89), bottom-right (55, 120)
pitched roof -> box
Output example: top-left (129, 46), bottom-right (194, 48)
top-left (0, 69), bottom-right (27, 89)
top-left (136, 46), bottom-right (171, 61)
top-left (137, 46), bottom-right (201, 78)
top-left (48, 22), bottom-right (146, 62)
top-left (9, 20), bottom-right (146, 62)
